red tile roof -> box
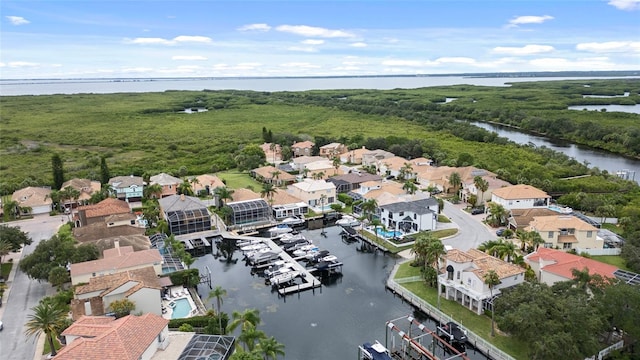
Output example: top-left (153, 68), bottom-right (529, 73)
top-left (77, 198), bottom-right (131, 219)
top-left (70, 247), bottom-right (162, 278)
top-left (57, 313), bottom-right (168, 360)
top-left (525, 247), bottom-right (618, 280)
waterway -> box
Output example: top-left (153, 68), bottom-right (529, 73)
top-left (469, 121), bottom-right (640, 184)
top-left (192, 226), bottom-right (490, 360)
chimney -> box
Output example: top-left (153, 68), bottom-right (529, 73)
top-left (180, 194), bottom-right (185, 201)
top-left (114, 239), bottom-right (121, 255)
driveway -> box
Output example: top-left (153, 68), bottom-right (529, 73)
top-left (0, 214), bottom-right (64, 360)
top-left (440, 201), bottom-right (495, 251)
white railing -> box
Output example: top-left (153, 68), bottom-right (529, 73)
top-left (585, 340), bottom-right (624, 360)
top-left (388, 263), bottom-right (515, 360)
top-left (575, 248), bottom-right (621, 256)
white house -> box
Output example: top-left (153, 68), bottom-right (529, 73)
top-left (379, 198), bottom-right (439, 233)
top-left (438, 248), bottom-right (525, 314)
top-left (287, 179), bottom-right (336, 212)
top-left (490, 184), bottom-right (551, 210)
top-left (109, 175), bottom-right (144, 202)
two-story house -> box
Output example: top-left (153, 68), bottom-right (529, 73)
top-left (362, 149), bottom-right (395, 167)
top-left (339, 146), bottom-right (370, 164)
top-left (109, 175), bottom-right (144, 202)
top-left (260, 142), bottom-right (282, 163)
top-left (158, 194), bottom-right (211, 235)
top-left (190, 174), bottom-right (225, 197)
top-left (75, 197), bottom-right (132, 227)
top-left (491, 184), bottom-right (551, 210)
top-left (287, 179), bottom-right (336, 212)
top-left (524, 247), bottom-right (618, 286)
top-left (251, 165), bottom-right (296, 187)
top-left (526, 215), bottom-right (602, 250)
top-left (319, 142), bottom-right (347, 158)
top-left (326, 173), bottom-right (383, 193)
top-left (292, 140), bottom-right (315, 157)
top-left (150, 173), bottom-right (183, 198)
top-left (60, 178), bottom-right (102, 207)
top-left (379, 198), bottom-right (439, 234)
top-left (438, 248), bottom-right (525, 314)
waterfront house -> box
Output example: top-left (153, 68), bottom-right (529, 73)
top-left (150, 173), bottom-right (183, 198)
top-left (226, 198), bottom-right (272, 229)
top-left (190, 174), bottom-right (225, 196)
top-left (158, 194), bottom-right (211, 235)
top-left (269, 191), bottom-right (308, 220)
top-left (491, 184), bottom-right (551, 210)
top-left (70, 243), bottom-right (163, 285)
top-left (438, 248), bottom-right (525, 314)
top-left (526, 215), bottom-right (602, 250)
top-left (109, 175), bottom-right (144, 202)
top-left (57, 313), bottom-right (169, 360)
top-left (362, 149), bottom-right (395, 167)
top-left (60, 178), bottom-right (102, 207)
top-left (287, 179), bottom-right (336, 212)
top-left (251, 165), bottom-right (296, 187)
top-left (292, 140), bottom-right (315, 157)
top-left (524, 248), bottom-right (618, 286)
top-left (379, 197), bottom-right (439, 233)
top-left (319, 142), bottom-right (348, 158)
top-left (75, 198), bottom-right (132, 227)
top-left (326, 172), bottom-right (383, 193)
top-left (70, 266), bottom-right (162, 320)
top-left (10, 186), bottom-right (52, 215)
top-left (339, 146), bottom-right (370, 164)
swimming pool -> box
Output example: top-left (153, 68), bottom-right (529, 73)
top-left (162, 265), bottom-right (177, 274)
top-left (170, 298), bottom-right (192, 319)
top-left (372, 227), bottom-right (403, 239)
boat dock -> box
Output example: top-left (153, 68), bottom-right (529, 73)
top-left (221, 232), bottom-right (322, 296)
top-left (341, 226), bottom-right (390, 254)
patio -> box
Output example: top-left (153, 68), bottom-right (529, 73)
top-left (162, 286), bottom-right (198, 320)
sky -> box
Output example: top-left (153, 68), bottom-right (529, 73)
top-left (1, 0), bottom-right (639, 79)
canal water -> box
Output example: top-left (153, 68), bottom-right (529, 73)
top-left (192, 226), bottom-right (489, 360)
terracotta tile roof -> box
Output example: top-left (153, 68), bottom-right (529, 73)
top-left (73, 221), bottom-right (147, 246)
top-left (446, 248), bottom-right (524, 280)
top-left (150, 172), bottom-right (182, 186)
top-left (509, 208), bottom-right (559, 228)
top-left (61, 178), bottom-right (101, 198)
top-left (444, 249), bottom-right (476, 263)
top-left (192, 174), bottom-right (225, 192)
top-left (292, 156), bottom-right (327, 165)
top-left (270, 191), bottom-right (304, 206)
top-left (77, 198), bottom-right (131, 219)
top-left (528, 215), bottom-right (598, 232)
top-left (70, 248), bottom-right (162, 278)
top-left (230, 188), bottom-right (261, 202)
top-left (57, 313), bottom-right (168, 360)
top-left (75, 266), bottom-right (161, 297)
top-left (379, 156), bottom-right (410, 171)
top-left (11, 186), bottom-right (52, 208)
top-left (525, 247), bottom-right (618, 280)
top-left (492, 184), bottom-right (550, 200)
top-left (252, 166), bottom-right (296, 181)
top-left (290, 179), bottom-right (335, 192)
top-left (292, 140), bottom-right (315, 149)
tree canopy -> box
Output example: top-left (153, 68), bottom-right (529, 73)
top-left (0, 224), bottom-right (32, 252)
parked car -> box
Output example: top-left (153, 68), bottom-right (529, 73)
top-left (471, 208), bottom-right (484, 215)
top-left (496, 228), bottom-right (505, 236)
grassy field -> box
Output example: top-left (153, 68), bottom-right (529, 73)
top-left (394, 262), bottom-right (529, 359)
top-left (591, 255), bottom-right (631, 271)
top-left (216, 170), bottom-right (263, 190)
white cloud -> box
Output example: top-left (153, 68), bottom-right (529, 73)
top-left (350, 42), bottom-right (367, 48)
top-left (492, 44), bottom-right (555, 55)
top-left (576, 41), bottom-right (640, 53)
top-left (238, 23), bottom-right (271, 32)
top-left (287, 46), bottom-right (318, 52)
top-left (0, 62), bottom-right (5, 67)
top-left (8, 61), bottom-right (39, 67)
top-left (172, 55), bottom-right (208, 60)
top-left (276, 25), bottom-right (355, 38)
top-left (302, 39), bottom-right (325, 45)
top-left (126, 35), bottom-right (212, 45)
top-left (6, 16), bottom-right (30, 25)
top-left (280, 62), bottom-right (321, 69)
top-left (508, 15), bottom-right (554, 26)
top-left (120, 67), bottom-right (154, 73)
top-left (381, 60), bottom-right (425, 67)
top-left (434, 57), bottom-right (477, 65)
top-left (608, 0), bottom-right (640, 10)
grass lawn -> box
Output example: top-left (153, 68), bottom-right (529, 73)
top-left (43, 336), bottom-right (62, 355)
top-left (358, 228), bottom-right (459, 254)
top-left (600, 223), bottom-right (623, 235)
top-left (216, 170), bottom-right (263, 190)
top-left (437, 214), bottom-right (451, 223)
top-left (394, 263), bottom-right (529, 359)
top-left (394, 261), bottom-right (422, 278)
top-left (1, 262), bottom-right (12, 279)
top-left (591, 255), bottom-right (631, 271)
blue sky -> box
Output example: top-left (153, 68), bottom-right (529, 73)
top-left (1, 0), bottom-right (639, 79)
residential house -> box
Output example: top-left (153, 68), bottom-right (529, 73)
top-left (75, 198), bottom-right (132, 227)
top-left (150, 173), bottom-right (183, 198)
top-left (190, 174), bottom-right (225, 196)
top-left (226, 198), bottom-right (271, 229)
top-left (491, 184), bottom-right (551, 210)
top-left (526, 215), bottom-right (602, 251)
top-left (339, 146), bottom-right (370, 164)
top-left (319, 142), bottom-right (347, 158)
top-left (260, 142), bottom-right (282, 164)
top-left (377, 156), bottom-right (431, 180)
top-left (362, 149), bottom-right (395, 167)
top-left (56, 313), bottom-right (170, 360)
top-left (306, 160), bottom-right (342, 179)
top-left (230, 188), bottom-right (261, 203)
top-left (524, 247), bottom-right (618, 286)
top-left (251, 165), bottom-right (296, 187)
top-left (70, 243), bottom-right (163, 285)
top-left (10, 186), bottom-right (52, 215)
top-left (379, 197), bottom-right (439, 233)
top-left (270, 191), bottom-right (308, 220)
top-left (73, 215), bottom-right (149, 254)
top-left (415, 166), bottom-right (456, 193)
top-left (60, 178), bottom-right (102, 207)
top-left (149, 332), bottom-right (235, 360)
top-left (450, 167), bottom-right (512, 206)
top-left (438, 248), bottom-right (525, 314)
top-left (158, 194), bottom-right (211, 235)
top-left (291, 156), bottom-right (330, 173)
top-left (292, 140), bottom-right (315, 157)
top-left (287, 179), bottom-right (336, 212)
top-left (326, 172), bottom-right (383, 193)
top-left (70, 266), bottom-right (162, 320)
top-left (507, 208), bottom-right (560, 230)
top-left (109, 175), bottom-right (144, 202)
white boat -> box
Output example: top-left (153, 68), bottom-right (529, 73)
top-left (284, 239), bottom-right (313, 252)
top-left (265, 262), bottom-right (297, 278)
top-left (278, 233), bottom-right (306, 244)
top-left (292, 245), bottom-right (319, 257)
top-left (240, 242), bottom-right (268, 252)
top-left (320, 254), bottom-right (338, 263)
top-left (264, 261), bottom-right (296, 277)
top-left (244, 246), bottom-right (272, 259)
top-left (280, 216), bottom-right (305, 226)
top-left (269, 270), bottom-right (300, 286)
top-left (268, 224), bottom-right (293, 236)
top-left (359, 340), bottom-right (392, 360)
top-left (247, 249), bottom-right (281, 265)
top-left (336, 214), bottom-right (361, 227)
top-left (236, 238), bottom-right (263, 247)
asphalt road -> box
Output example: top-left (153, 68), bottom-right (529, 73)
top-left (0, 215), bottom-right (64, 360)
top-left (441, 201), bottom-right (495, 251)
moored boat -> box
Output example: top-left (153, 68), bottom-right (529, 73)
top-left (358, 340), bottom-right (392, 360)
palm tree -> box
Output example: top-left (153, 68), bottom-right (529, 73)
top-left (483, 269), bottom-right (501, 337)
top-left (500, 240), bottom-right (518, 263)
top-left (177, 180), bottom-right (194, 196)
top-left (402, 181), bottom-right (418, 195)
top-left (238, 325), bottom-right (266, 352)
top-left (270, 170), bottom-right (281, 186)
top-left (360, 198), bottom-right (378, 222)
top-left (208, 286), bottom-right (227, 333)
top-left (227, 308), bottom-right (261, 333)
top-left (260, 183), bottom-right (277, 206)
top-left (527, 231), bottom-right (544, 252)
top-left (2, 199), bottom-right (20, 221)
top-left (474, 176), bottom-right (489, 206)
top-left (269, 142), bottom-right (277, 163)
top-left (487, 202), bottom-right (507, 227)
top-left (144, 183), bottom-right (163, 199)
top-left (25, 302), bottom-right (67, 356)
top-left (425, 235), bottom-right (446, 271)
top-left (410, 235), bottom-right (429, 269)
top-left (189, 177), bottom-right (201, 195)
top-left (59, 186), bottom-right (80, 220)
top-left (257, 336), bottom-right (286, 360)
top-left (332, 157), bottom-right (341, 175)
top-left (302, 168), bottom-right (310, 179)
top-left (312, 171), bottom-right (325, 180)
top-left (214, 186), bottom-right (235, 208)
top-left (398, 162), bottom-right (414, 181)
top-left (0, 239), bottom-right (12, 266)
top-left (448, 172), bottom-right (462, 195)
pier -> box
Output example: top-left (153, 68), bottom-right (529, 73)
top-left (340, 226), bottom-right (390, 254)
